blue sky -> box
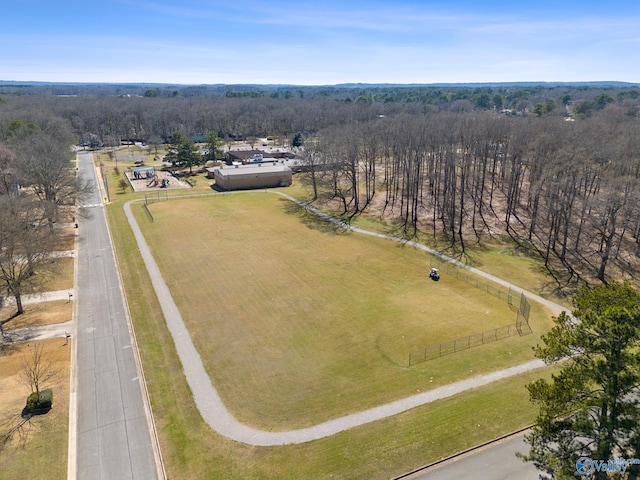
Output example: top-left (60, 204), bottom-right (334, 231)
top-left (2, 0), bottom-right (639, 85)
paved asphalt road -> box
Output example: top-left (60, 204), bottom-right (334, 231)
top-left (71, 151), bottom-right (161, 479)
top-left (402, 432), bottom-right (544, 480)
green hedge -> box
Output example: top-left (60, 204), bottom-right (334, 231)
top-left (25, 389), bottom-right (53, 413)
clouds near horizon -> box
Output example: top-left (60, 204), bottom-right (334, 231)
top-left (2, 0), bottom-right (639, 84)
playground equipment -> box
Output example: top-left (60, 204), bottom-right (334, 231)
top-left (147, 173), bottom-right (159, 187)
top-left (133, 166), bottom-right (156, 179)
top-left (429, 267), bottom-right (440, 281)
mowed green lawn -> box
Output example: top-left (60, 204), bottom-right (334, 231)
top-left (136, 192), bottom-right (554, 430)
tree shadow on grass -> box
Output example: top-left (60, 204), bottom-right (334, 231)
top-left (0, 406), bottom-right (49, 454)
top-left (20, 406), bottom-right (51, 419)
top-left (279, 199), bottom-right (352, 236)
top-left (0, 341), bottom-right (18, 357)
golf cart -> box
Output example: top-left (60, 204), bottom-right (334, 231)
top-left (429, 267), bottom-right (440, 281)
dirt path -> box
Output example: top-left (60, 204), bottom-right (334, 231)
top-left (124, 192), bottom-right (567, 446)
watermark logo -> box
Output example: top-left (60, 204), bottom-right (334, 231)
top-left (576, 456), bottom-right (640, 476)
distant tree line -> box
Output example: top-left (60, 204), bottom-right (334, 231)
top-left (0, 83), bottom-right (638, 147)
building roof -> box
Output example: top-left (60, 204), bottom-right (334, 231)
top-left (226, 149), bottom-right (268, 160)
top-left (214, 164), bottom-right (291, 179)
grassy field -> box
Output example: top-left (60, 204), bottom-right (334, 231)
top-left (347, 215), bottom-right (575, 309)
top-left (109, 197), bottom-right (554, 479)
top-left (100, 164), bottom-right (566, 478)
top-left (134, 193), bottom-right (554, 430)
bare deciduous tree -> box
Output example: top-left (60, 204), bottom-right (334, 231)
top-left (20, 343), bottom-right (59, 399)
top-left (0, 344), bottom-right (59, 454)
top-left (0, 143), bottom-right (17, 196)
top-left (118, 178), bottom-right (129, 193)
top-left (0, 197), bottom-right (56, 320)
top-left (12, 129), bottom-right (78, 227)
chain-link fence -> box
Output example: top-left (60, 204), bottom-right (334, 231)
top-left (409, 322), bottom-right (523, 365)
top-left (142, 191), bottom-right (169, 222)
top-left (406, 258), bottom-right (533, 366)
top-left (516, 292), bottom-right (531, 333)
top-left (430, 258), bottom-right (518, 307)
top-left (144, 191), bottom-right (168, 205)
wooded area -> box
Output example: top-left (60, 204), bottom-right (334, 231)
top-left (1, 83), bottom-right (640, 291)
top-left (311, 110), bottom-right (640, 289)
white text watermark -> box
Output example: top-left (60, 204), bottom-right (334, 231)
top-left (576, 456), bottom-right (640, 475)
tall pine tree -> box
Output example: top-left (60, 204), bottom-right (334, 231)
top-left (521, 282), bottom-right (640, 479)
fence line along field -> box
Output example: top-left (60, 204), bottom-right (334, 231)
top-left (134, 192), bottom-right (555, 431)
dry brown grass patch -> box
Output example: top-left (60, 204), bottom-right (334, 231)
top-left (53, 227), bottom-right (76, 251)
top-left (0, 338), bottom-right (70, 478)
top-left (1, 300), bottom-right (72, 331)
